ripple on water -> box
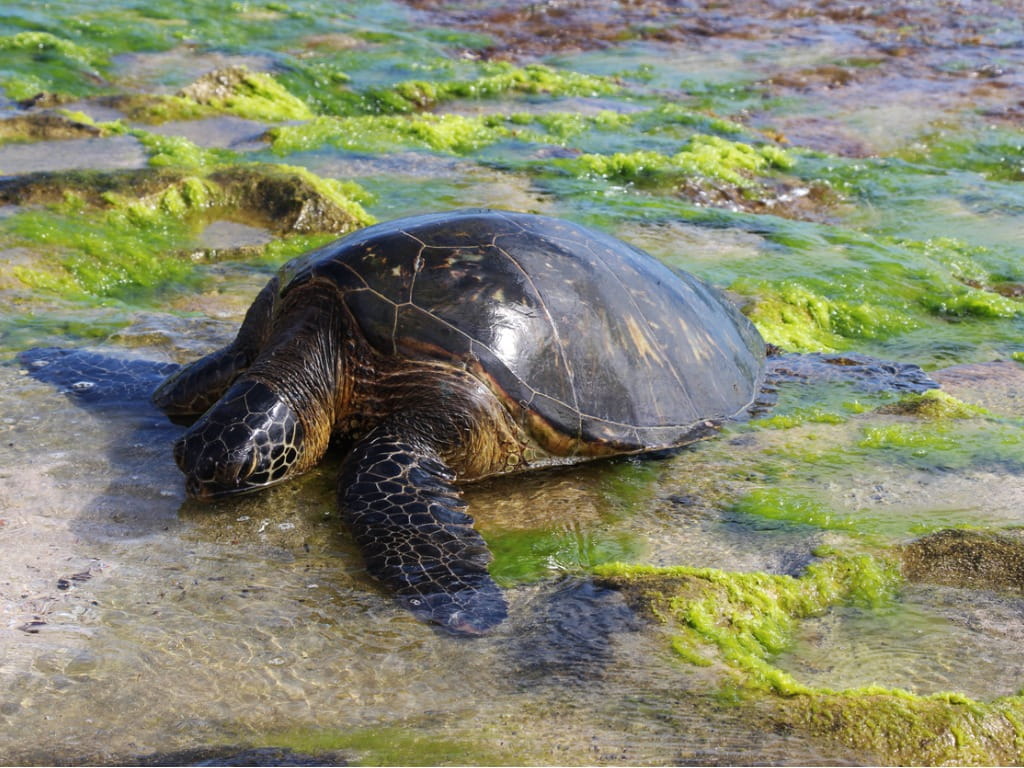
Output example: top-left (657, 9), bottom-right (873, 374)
top-left (777, 584), bottom-right (1024, 700)
top-left (0, 135), bottom-right (147, 174)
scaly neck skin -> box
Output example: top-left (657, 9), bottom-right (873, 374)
top-left (243, 302), bottom-right (345, 476)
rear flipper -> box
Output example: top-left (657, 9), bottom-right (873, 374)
top-left (340, 427), bottom-right (508, 636)
top-left (766, 350), bottom-right (938, 394)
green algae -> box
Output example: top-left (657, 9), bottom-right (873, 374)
top-left (595, 553), bottom-right (898, 691)
top-left (136, 132), bottom-right (239, 169)
top-left (776, 688), bottom-right (1024, 766)
top-left (113, 67), bottom-right (315, 124)
top-left (5, 194), bottom-right (196, 300)
top-left (254, 723), bottom-right (525, 767)
top-left (269, 113), bottom-right (482, 156)
top-left (484, 461), bottom-right (656, 585)
top-left (732, 488), bottom-right (858, 532)
top-left (487, 526), bottom-right (643, 586)
top-left (566, 135), bottom-right (794, 190)
top-left (0, 31), bottom-right (109, 100)
top-left (752, 406), bottom-right (847, 430)
top-left (365, 62), bottom-right (619, 113)
top-left (724, 230), bottom-right (1022, 355)
top-left (899, 126), bottom-right (1024, 183)
top-left (877, 389), bottom-right (990, 419)
top-left (596, 557), bottom-right (1024, 764)
top-left (1, 163), bottom-right (372, 301)
top-left (856, 413), bottom-right (1024, 473)
top-left (735, 278), bottom-right (917, 352)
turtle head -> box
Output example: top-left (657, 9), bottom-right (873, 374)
top-left (173, 379), bottom-right (306, 499)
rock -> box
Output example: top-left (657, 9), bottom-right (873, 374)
top-left (901, 528), bottom-right (1024, 592)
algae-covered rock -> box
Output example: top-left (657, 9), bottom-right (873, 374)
top-left (596, 556), bottom-right (1024, 764)
top-left (0, 164), bottom-right (372, 300)
top-left (0, 112), bottom-right (102, 143)
top-left (876, 388), bottom-right (988, 418)
top-left (105, 66), bottom-right (314, 124)
top-left (595, 554), bottom-right (898, 689)
top-left (773, 688), bottom-right (1024, 766)
top-left (176, 66), bottom-right (314, 122)
top-left (0, 167), bottom-right (189, 208)
top-left (207, 164), bottom-right (370, 235)
top-left (0, 164), bottom-right (371, 237)
top-left (901, 528), bottom-right (1024, 592)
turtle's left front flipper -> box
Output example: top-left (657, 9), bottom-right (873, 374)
top-left (340, 426), bottom-right (508, 636)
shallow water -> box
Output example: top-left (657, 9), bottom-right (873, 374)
top-left (2, 0), bottom-right (1024, 764)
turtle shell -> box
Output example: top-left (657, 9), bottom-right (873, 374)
top-left (280, 209), bottom-right (765, 454)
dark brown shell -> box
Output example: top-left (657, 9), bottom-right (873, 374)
top-left (280, 209), bottom-right (765, 453)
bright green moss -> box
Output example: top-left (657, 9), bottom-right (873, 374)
top-left (267, 112), bottom-right (516, 156)
top-left (115, 67), bottom-right (315, 124)
top-left (0, 32), bottom-right (105, 67)
top-left (369, 62), bottom-right (620, 112)
top-left (734, 278), bottom-right (918, 353)
top-left (754, 406), bottom-right (847, 429)
top-left (596, 552), bottom-right (897, 692)
top-left (859, 423), bottom-right (959, 453)
top-left (674, 134), bottom-right (794, 186)
top-left (182, 67), bottom-right (314, 121)
top-left (596, 557), bottom-right (1024, 763)
top-left (922, 286), bottom-right (1022, 318)
top-left (568, 135), bottom-right (795, 189)
top-left (0, 31), bottom-right (109, 99)
top-left (273, 162), bottom-right (376, 224)
top-left (1, 162), bottom-right (372, 301)
top-left (639, 103), bottom-right (747, 137)
top-left (880, 389), bottom-right (989, 419)
top-left (732, 488), bottom-right (857, 531)
top-left (134, 131), bottom-right (239, 169)
top-left (7, 205), bottom-right (193, 300)
top-left (528, 109), bottom-right (633, 142)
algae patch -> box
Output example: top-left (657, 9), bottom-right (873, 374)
top-left (596, 556), bottom-right (1024, 764)
top-left (253, 723), bottom-right (526, 767)
top-left (108, 66), bottom-right (315, 124)
top-left (566, 135), bottom-right (794, 190)
top-left (595, 553), bottom-right (898, 691)
top-left (364, 61), bottom-right (619, 113)
top-left (0, 163), bottom-right (373, 300)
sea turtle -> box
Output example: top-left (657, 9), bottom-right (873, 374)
top-left (151, 209), bottom-right (766, 634)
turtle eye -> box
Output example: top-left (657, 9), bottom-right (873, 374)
top-left (174, 380), bottom-right (304, 498)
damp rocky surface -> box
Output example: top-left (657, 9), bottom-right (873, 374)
top-left (2, 0), bottom-right (1024, 765)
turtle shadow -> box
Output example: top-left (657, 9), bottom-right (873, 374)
top-left (17, 346), bottom-right (189, 540)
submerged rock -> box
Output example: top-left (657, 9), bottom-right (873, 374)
top-left (0, 164), bottom-right (372, 237)
top-left (511, 578), bottom-right (640, 685)
top-left (901, 528), bottom-right (1024, 592)
top-left (0, 112), bottom-right (101, 142)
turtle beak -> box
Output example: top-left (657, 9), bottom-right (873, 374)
top-left (169, 379), bottom-right (306, 499)
top-left (184, 474), bottom-right (214, 501)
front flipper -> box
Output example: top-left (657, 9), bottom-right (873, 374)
top-left (340, 428), bottom-right (508, 636)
